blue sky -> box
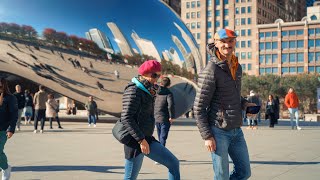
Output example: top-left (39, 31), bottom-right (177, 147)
top-left (0, 0), bottom-right (198, 60)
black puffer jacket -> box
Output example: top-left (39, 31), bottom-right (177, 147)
top-left (13, 92), bottom-right (25, 109)
top-left (121, 82), bottom-right (155, 143)
top-left (154, 86), bottom-right (175, 123)
top-left (0, 94), bottom-right (18, 133)
top-left (194, 47), bottom-right (247, 140)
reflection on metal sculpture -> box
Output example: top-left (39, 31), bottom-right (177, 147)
top-left (0, 0), bottom-right (201, 117)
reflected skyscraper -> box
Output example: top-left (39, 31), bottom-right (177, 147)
top-left (169, 47), bottom-right (183, 68)
top-left (162, 50), bottom-right (172, 61)
top-left (171, 35), bottom-right (188, 60)
top-left (173, 22), bottom-right (202, 73)
top-left (107, 22), bottom-right (133, 56)
top-left (86, 28), bottom-right (114, 53)
top-left (131, 31), bottom-right (161, 61)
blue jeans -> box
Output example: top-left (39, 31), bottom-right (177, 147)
top-left (288, 108), bottom-right (299, 128)
top-left (124, 141), bottom-right (180, 180)
top-left (88, 115), bottom-right (96, 124)
top-left (156, 122), bottom-right (171, 146)
top-left (0, 131), bottom-right (8, 170)
top-left (211, 127), bottom-right (251, 180)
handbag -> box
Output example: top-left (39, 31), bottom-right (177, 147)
top-left (112, 119), bottom-right (132, 144)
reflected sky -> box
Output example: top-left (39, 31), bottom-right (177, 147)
top-left (0, 0), bottom-right (199, 63)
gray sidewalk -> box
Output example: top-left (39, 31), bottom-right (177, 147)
top-left (5, 118), bottom-right (320, 180)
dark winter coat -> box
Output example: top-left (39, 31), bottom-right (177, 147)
top-left (13, 92), bottom-right (25, 109)
top-left (154, 86), bottom-right (175, 123)
top-left (0, 94), bottom-right (18, 133)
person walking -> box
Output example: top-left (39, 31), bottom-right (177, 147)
top-left (13, 85), bottom-right (25, 131)
top-left (33, 85), bottom-right (47, 133)
top-left (285, 87), bottom-right (301, 130)
top-left (85, 96), bottom-right (98, 127)
top-left (54, 100), bottom-right (63, 129)
top-left (122, 60), bottom-right (180, 180)
top-left (274, 96), bottom-right (280, 124)
top-left (23, 89), bottom-right (33, 125)
top-left (46, 94), bottom-right (62, 129)
top-left (0, 78), bottom-right (18, 180)
top-left (154, 77), bottom-right (175, 149)
top-left (246, 90), bottom-right (261, 130)
top-left (193, 29), bottom-right (255, 180)
top-left (266, 95), bottom-right (277, 128)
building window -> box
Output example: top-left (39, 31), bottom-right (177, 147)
top-left (247, 29), bottom-right (251, 36)
top-left (241, 18), bottom-right (246, 25)
top-left (235, 19), bottom-right (240, 26)
top-left (289, 41), bottom-right (296, 49)
top-left (266, 68), bottom-right (272, 74)
top-left (272, 54), bottom-right (278, 63)
top-left (282, 31), bottom-right (288, 37)
top-left (308, 39), bottom-right (314, 48)
top-left (216, 0), bottom-right (220, 5)
top-left (259, 32), bottom-right (264, 38)
top-left (224, 20), bottom-right (229, 27)
top-left (248, 64), bottom-right (252, 70)
top-left (197, 33), bottom-right (200, 39)
top-left (309, 52), bottom-right (315, 62)
top-left (197, 22), bottom-right (201, 29)
top-left (207, 21), bottom-right (212, 28)
top-left (281, 67), bottom-right (289, 74)
top-left (216, 10), bottom-right (221, 16)
top-left (197, 11), bottom-right (201, 18)
top-left (272, 42), bottom-right (277, 49)
top-left (297, 40), bottom-right (303, 48)
top-left (224, 9), bottom-right (229, 16)
top-left (207, 32), bottom-right (212, 39)
top-left (281, 54), bottom-right (288, 63)
top-left (248, 40), bottom-right (251, 47)
top-left (289, 30), bottom-right (296, 36)
top-left (265, 42), bottom-right (271, 50)
top-left (235, 8), bottom-right (239, 14)
top-left (241, 29), bottom-right (246, 36)
top-left (317, 66), bottom-right (320, 73)
top-left (297, 53), bottom-right (303, 62)
top-left (207, 0), bottom-right (212, 6)
top-left (247, 18), bottom-right (251, 24)
top-left (235, 30), bottom-right (240, 36)
top-left (191, 12), bottom-right (196, 18)
top-left (197, 1), bottom-right (201, 7)
top-left (289, 53), bottom-right (296, 63)
top-left (248, 52), bottom-right (252, 59)
top-left (259, 42), bottom-right (264, 50)
top-left (186, 23), bottom-right (190, 28)
top-left (236, 41), bottom-right (239, 48)
top-left (248, 6), bottom-right (251, 13)
top-left (272, 31), bottom-right (278, 37)
top-left (311, 15), bottom-right (317, 20)
top-left (289, 67), bottom-right (296, 74)
top-left (296, 29), bottom-right (303, 35)
top-left (241, 52), bottom-right (246, 59)
top-left (265, 32), bottom-right (271, 38)
top-left (308, 66), bottom-right (315, 73)
top-left (282, 41), bottom-right (288, 49)
top-left (316, 28), bottom-right (320, 35)
top-left (186, 2), bottom-right (190, 8)
top-left (260, 68), bottom-right (265, 75)
top-left (191, 22), bottom-right (196, 29)
top-left (308, 29), bottom-right (315, 35)
top-left (241, 64), bottom-right (246, 71)
top-left (224, 0), bottom-right (229, 4)
top-left (207, 10), bottom-right (212, 17)
top-left (215, 21), bottom-right (220, 27)
top-left (241, 7), bottom-right (246, 14)
top-left (236, 52), bottom-right (239, 57)
top-left (186, 13), bottom-right (190, 19)
top-left (316, 52), bottom-right (320, 62)
top-left (241, 41), bottom-right (246, 48)
top-left (272, 67), bottom-right (278, 73)
top-left (265, 54), bottom-right (271, 64)
top-left (259, 55), bottom-right (264, 64)
top-left (316, 39), bottom-right (320, 48)
top-left (191, 1), bottom-right (196, 8)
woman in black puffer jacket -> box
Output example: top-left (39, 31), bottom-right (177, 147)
top-left (121, 60), bottom-right (180, 180)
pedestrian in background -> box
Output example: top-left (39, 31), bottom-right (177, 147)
top-left (23, 89), bottom-right (33, 125)
top-left (33, 85), bottom-right (47, 133)
top-left (285, 87), bottom-right (301, 130)
top-left (13, 84), bottom-right (25, 131)
top-left (85, 96), bottom-right (98, 127)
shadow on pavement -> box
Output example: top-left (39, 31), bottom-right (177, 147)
top-left (12, 165), bottom-right (124, 174)
top-left (180, 160), bottom-right (320, 166)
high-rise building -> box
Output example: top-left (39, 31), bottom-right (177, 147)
top-left (162, 0), bottom-right (181, 15)
top-left (107, 22), bottom-right (133, 56)
top-left (131, 31), bottom-right (162, 61)
top-left (162, 50), bottom-right (172, 61)
top-left (257, 3), bottom-right (320, 76)
top-left (85, 28), bottom-right (114, 53)
top-left (181, 0), bottom-right (306, 75)
top-left (169, 47), bottom-right (183, 67)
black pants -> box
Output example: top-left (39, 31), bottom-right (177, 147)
top-left (268, 113), bottom-right (276, 127)
top-left (156, 122), bottom-right (171, 147)
top-left (34, 109), bottom-right (46, 130)
top-left (49, 116), bottom-right (62, 128)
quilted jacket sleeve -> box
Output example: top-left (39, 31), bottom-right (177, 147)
top-left (121, 85), bottom-right (145, 142)
top-left (167, 93), bottom-right (175, 119)
top-left (193, 62), bottom-right (216, 140)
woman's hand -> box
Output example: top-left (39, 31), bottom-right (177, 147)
top-left (139, 139), bottom-right (150, 154)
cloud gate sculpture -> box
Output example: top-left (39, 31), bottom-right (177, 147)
top-left (0, 0), bottom-right (202, 117)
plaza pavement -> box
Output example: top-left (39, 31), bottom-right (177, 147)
top-left (5, 118), bottom-right (320, 180)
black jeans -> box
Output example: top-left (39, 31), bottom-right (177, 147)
top-left (34, 109), bottom-right (46, 130)
top-left (268, 113), bottom-right (276, 127)
top-left (156, 122), bottom-right (171, 147)
top-left (49, 116), bottom-right (62, 128)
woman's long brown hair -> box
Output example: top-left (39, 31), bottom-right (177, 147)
top-left (0, 78), bottom-right (11, 106)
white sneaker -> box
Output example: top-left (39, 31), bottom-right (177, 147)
top-left (88, 124), bottom-right (91, 127)
top-left (94, 124), bottom-right (96, 127)
top-left (40, 130), bottom-right (43, 133)
top-left (154, 162), bottom-right (160, 165)
top-left (16, 127), bottom-right (20, 131)
top-left (33, 130), bottom-right (37, 133)
top-left (297, 126), bottom-right (302, 130)
top-left (2, 165), bottom-right (11, 180)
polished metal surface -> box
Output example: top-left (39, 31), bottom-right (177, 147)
top-left (0, 0), bottom-right (200, 117)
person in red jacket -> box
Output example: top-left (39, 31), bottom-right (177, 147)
top-left (284, 87), bottom-right (301, 130)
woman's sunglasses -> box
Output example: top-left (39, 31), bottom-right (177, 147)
top-left (151, 73), bottom-right (161, 79)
